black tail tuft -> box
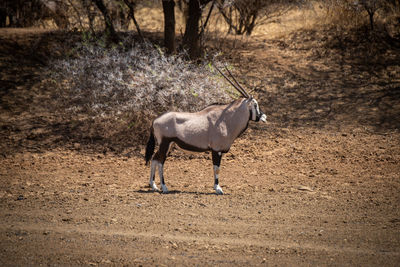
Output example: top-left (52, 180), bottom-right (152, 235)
top-left (145, 129), bottom-right (155, 165)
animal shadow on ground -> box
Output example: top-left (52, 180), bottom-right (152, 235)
top-left (135, 188), bottom-right (226, 196)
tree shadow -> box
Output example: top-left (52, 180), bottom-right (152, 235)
top-left (0, 30), bottom-right (163, 156)
top-left (212, 28), bottom-right (400, 132)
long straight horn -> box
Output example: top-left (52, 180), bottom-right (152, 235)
top-left (224, 66), bottom-right (250, 98)
top-left (213, 64), bottom-right (249, 98)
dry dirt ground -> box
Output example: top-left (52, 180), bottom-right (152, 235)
top-left (1, 27), bottom-right (400, 266)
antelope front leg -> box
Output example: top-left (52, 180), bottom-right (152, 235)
top-left (212, 151), bottom-right (223, 195)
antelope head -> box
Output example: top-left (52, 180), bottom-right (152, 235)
top-left (214, 64), bottom-right (267, 123)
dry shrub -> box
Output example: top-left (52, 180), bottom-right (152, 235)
top-left (319, 0), bottom-right (400, 35)
top-left (319, 0), bottom-right (366, 30)
top-left (303, 1), bottom-right (400, 61)
top-left (47, 35), bottom-right (231, 151)
top-left (217, 0), bottom-right (304, 35)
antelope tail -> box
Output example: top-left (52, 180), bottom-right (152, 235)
top-left (145, 127), bottom-right (155, 165)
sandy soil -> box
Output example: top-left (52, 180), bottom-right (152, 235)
top-left (1, 27), bottom-right (400, 266)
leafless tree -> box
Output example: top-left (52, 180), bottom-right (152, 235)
top-left (217, 0), bottom-right (302, 35)
top-left (358, 0), bottom-right (382, 30)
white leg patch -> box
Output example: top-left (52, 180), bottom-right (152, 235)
top-left (150, 181), bottom-right (159, 191)
top-left (213, 165), bottom-right (220, 176)
top-left (213, 165), bottom-right (223, 195)
top-left (214, 184), bottom-right (224, 195)
top-left (149, 160), bottom-right (159, 191)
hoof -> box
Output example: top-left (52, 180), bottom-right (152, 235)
top-left (214, 184), bottom-right (224, 195)
top-left (150, 182), bottom-right (160, 192)
top-left (161, 184), bottom-right (169, 194)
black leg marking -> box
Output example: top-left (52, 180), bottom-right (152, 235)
top-left (212, 150), bottom-right (222, 185)
top-left (160, 166), bottom-right (165, 186)
top-left (212, 150), bottom-right (222, 166)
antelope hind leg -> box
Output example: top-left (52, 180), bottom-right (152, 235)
top-left (151, 139), bottom-right (170, 193)
top-left (149, 160), bottom-right (160, 191)
top-left (158, 162), bottom-right (168, 193)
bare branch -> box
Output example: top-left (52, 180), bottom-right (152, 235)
top-left (123, 0), bottom-right (144, 41)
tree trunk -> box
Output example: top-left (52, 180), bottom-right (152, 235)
top-left (92, 0), bottom-right (119, 44)
top-left (368, 10), bottom-right (374, 31)
top-left (162, 0), bottom-right (176, 54)
top-left (0, 8), bottom-right (6, 27)
top-left (183, 0), bottom-right (203, 59)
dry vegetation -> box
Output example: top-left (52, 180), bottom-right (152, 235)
top-left (46, 34), bottom-right (232, 146)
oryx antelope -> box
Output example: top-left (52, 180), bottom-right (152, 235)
top-left (145, 66), bottom-right (266, 195)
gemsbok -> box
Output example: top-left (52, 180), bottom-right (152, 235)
top-left (145, 65), bottom-right (266, 194)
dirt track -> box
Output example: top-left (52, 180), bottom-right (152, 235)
top-left (1, 28), bottom-right (400, 266)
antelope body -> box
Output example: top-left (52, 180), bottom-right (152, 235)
top-left (145, 66), bottom-right (266, 194)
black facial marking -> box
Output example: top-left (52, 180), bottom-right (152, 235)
top-left (255, 113), bottom-right (262, 122)
top-left (249, 101), bottom-right (265, 122)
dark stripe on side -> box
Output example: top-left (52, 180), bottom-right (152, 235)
top-left (166, 137), bottom-right (209, 153)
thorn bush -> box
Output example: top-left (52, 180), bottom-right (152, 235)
top-left (48, 35), bottom-right (231, 149)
